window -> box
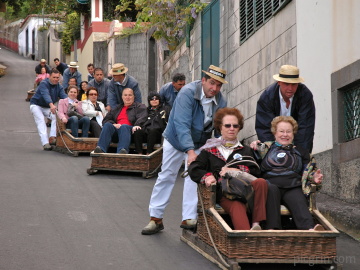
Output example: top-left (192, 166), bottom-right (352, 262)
top-left (343, 83), bottom-right (360, 141)
top-left (240, 0), bottom-right (291, 44)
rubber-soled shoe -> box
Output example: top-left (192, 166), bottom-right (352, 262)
top-left (119, 148), bottom-right (128, 154)
top-left (141, 220), bottom-right (164, 235)
top-left (180, 219), bottom-right (197, 230)
top-left (313, 224), bottom-right (325, 231)
top-left (43, 143), bottom-right (52, 151)
top-left (94, 146), bottom-right (104, 153)
top-left (49, 136), bottom-right (56, 145)
top-left (250, 224), bottom-right (262, 230)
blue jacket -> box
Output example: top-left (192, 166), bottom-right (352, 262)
top-left (159, 82), bottom-right (178, 108)
top-left (255, 82), bottom-right (315, 152)
top-left (163, 80), bottom-right (227, 152)
top-left (30, 78), bottom-right (67, 107)
top-left (62, 68), bottom-right (82, 89)
top-left (107, 75), bottom-right (142, 108)
top-left (88, 78), bottom-right (111, 105)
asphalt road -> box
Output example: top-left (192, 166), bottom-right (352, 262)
top-left (0, 47), bottom-right (359, 270)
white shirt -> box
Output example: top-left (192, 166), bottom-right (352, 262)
top-left (201, 88), bottom-right (217, 125)
top-left (217, 138), bottom-right (242, 160)
top-left (279, 89), bottom-right (293, 116)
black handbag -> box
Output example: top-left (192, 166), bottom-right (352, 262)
top-left (67, 103), bottom-right (83, 119)
top-left (220, 172), bottom-right (254, 203)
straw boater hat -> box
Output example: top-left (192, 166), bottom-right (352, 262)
top-left (68, 62), bottom-right (79, 68)
top-left (273, 65), bottom-right (304, 83)
top-left (202, 65), bottom-right (228, 84)
top-left (110, 63), bottom-right (128, 75)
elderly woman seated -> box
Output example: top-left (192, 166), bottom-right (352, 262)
top-left (133, 92), bottom-right (171, 155)
top-left (57, 85), bottom-right (90, 137)
top-left (250, 116), bottom-right (324, 230)
top-left (82, 87), bottom-right (107, 137)
top-left (93, 88), bottom-right (147, 154)
top-left (188, 107), bottom-right (268, 230)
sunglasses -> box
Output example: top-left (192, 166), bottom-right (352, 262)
top-left (223, 124), bottom-right (240, 129)
top-left (89, 93), bottom-right (98, 96)
top-left (150, 97), bottom-right (160, 100)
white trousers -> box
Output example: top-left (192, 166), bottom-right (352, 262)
top-left (30, 104), bottom-right (57, 146)
top-left (149, 139), bottom-right (200, 220)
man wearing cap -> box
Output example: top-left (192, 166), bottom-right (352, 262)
top-left (141, 65), bottom-right (227, 235)
top-left (30, 69), bottom-right (67, 150)
top-left (107, 63), bottom-right (142, 109)
top-left (159, 73), bottom-right (186, 108)
top-left (88, 67), bottom-right (111, 111)
top-left (255, 64), bottom-right (315, 152)
top-left (35, 59), bottom-right (51, 75)
top-left (62, 62), bottom-right (82, 90)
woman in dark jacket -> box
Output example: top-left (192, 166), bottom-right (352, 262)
top-left (94, 88), bottom-right (147, 154)
top-left (188, 107), bottom-right (268, 230)
top-left (133, 92), bottom-right (171, 154)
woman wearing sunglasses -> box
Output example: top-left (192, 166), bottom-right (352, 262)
top-left (133, 92), bottom-right (171, 154)
top-left (82, 87), bottom-right (107, 137)
top-left (188, 107), bottom-right (268, 230)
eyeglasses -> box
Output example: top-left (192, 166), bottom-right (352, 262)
top-left (89, 93), bottom-right (98, 96)
top-left (150, 97), bottom-right (160, 100)
top-left (223, 124), bottom-right (240, 129)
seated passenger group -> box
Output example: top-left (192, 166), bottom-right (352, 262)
top-left (189, 109), bottom-right (324, 231)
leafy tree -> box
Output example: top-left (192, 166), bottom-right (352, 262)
top-left (115, 0), bottom-right (207, 48)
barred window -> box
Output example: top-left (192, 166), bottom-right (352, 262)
top-left (240, 0), bottom-right (292, 44)
top-left (344, 84), bottom-right (360, 141)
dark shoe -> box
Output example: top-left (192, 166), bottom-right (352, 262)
top-left (180, 219), bottom-right (197, 230)
top-left (43, 143), bottom-right (52, 151)
top-left (141, 220), bottom-right (164, 235)
top-left (119, 148), bottom-right (128, 154)
top-left (94, 146), bottom-right (104, 153)
top-left (49, 136), bottom-right (56, 145)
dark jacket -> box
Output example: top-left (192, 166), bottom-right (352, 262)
top-left (102, 102), bottom-right (147, 127)
top-left (142, 104), bottom-right (171, 133)
top-left (188, 145), bottom-right (261, 202)
top-left (255, 82), bottom-right (316, 152)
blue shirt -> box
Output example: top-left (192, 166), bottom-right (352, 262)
top-left (30, 78), bottom-right (67, 107)
top-left (159, 82), bottom-right (178, 108)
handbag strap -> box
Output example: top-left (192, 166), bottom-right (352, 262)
top-left (225, 156), bottom-right (260, 170)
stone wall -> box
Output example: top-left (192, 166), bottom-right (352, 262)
top-left (114, 33), bottom-right (149, 101)
top-left (93, 41), bottom-right (109, 75)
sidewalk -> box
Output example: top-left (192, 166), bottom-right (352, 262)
top-left (317, 192), bottom-right (360, 241)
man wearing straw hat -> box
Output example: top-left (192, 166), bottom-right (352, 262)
top-left (107, 63), bottom-right (142, 109)
top-left (62, 62), bottom-right (82, 90)
top-left (255, 65), bottom-right (315, 152)
top-left (141, 65), bottom-right (227, 235)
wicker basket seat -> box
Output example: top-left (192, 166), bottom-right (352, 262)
top-left (87, 146), bottom-right (163, 179)
top-left (181, 184), bottom-right (340, 269)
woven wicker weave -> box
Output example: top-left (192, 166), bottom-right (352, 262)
top-left (196, 184), bottom-right (339, 261)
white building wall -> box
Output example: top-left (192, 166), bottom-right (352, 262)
top-left (221, 0), bottom-right (298, 144)
top-left (297, 0), bottom-right (360, 154)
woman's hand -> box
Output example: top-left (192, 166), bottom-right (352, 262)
top-left (113, 124), bottom-right (121, 129)
top-left (132, 126), bottom-right (141, 133)
top-left (219, 167), bottom-right (239, 177)
top-left (314, 169), bottom-right (323, 184)
top-left (250, 140), bottom-right (261, 150)
top-left (62, 118), bottom-right (68, 124)
top-left (204, 175), bottom-right (216, 187)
